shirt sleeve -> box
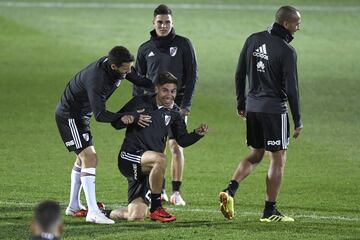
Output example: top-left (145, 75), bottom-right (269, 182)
top-left (181, 38), bottom-right (198, 111)
top-left (111, 97), bottom-right (143, 129)
top-left (133, 46), bottom-right (148, 96)
top-left (86, 76), bottom-right (139, 123)
top-left (235, 39), bottom-right (248, 112)
top-left (126, 67), bottom-right (153, 89)
top-left (282, 49), bottom-right (302, 129)
top-left (170, 113), bottom-right (203, 147)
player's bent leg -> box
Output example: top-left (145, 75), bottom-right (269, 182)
top-left (231, 148), bottom-right (265, 182)
top-left (141, 151), bottom-right (176, 222)
top-left (109, 207), bottom-right (129, 220)
top-left (127, 198), bottom-right (148, 221)
top-left (141, 151), bottom-right (167, 193)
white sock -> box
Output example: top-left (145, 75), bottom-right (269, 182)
top-left (81, 168), bottom-right (99, 213)
top-left (69, 163), bottom-right (82, 210)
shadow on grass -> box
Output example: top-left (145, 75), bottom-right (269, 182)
top-left (63, 219), bottom-right (232, 237)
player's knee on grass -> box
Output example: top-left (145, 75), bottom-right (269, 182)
top-left (128, 201), bottom-right (148, 221)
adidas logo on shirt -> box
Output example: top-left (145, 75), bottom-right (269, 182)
top-left (253, 44), bottom-right (268, 60)
top-left (148, 51), bottom-right (155, 57)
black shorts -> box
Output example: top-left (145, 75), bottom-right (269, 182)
top-left (55, 114), bottom-right (93, 155)
top-left (118, 151), bottom-right (150, 205)
top-left (246, 112), bottom-right (289, 152)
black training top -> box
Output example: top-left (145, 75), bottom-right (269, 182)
top-left (111, 95), bottom-right (203, 153)
top-left (133, 28), bottom-right (198, 110)
top-left (236, 23), bottom-right (302, 128)
top-left (55, 56), bottom-right (152, 123)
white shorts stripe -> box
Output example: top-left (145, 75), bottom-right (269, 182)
top-left (70, 119), bottom-right (82, 149)
top-left (281, 114), bottom-right (287, 149)
top-left (120, 152), bottom-right (141, 163)
top-left (68, 119), bottom-right (82, 149)
top-left (68, 119), bottom-right (79, 148)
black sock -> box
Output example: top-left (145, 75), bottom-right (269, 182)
top-left (104, 209), bottom-right (112, 218)
top-left (172, 181), bottom-right (182, 192)
top-left (224, 180), bottom-right (239, 197)
top-left (150, 193), bottom-right (162, 212)
top-left (263, 201), bottom-right (276, 216)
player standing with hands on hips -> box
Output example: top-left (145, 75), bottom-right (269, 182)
top-left (219, 6), bottom-right (303, 222)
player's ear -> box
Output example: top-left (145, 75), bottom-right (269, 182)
top-left (155, 86), bottom-right (159, 94)
top-left (110, 64), bottom-right (117, 70)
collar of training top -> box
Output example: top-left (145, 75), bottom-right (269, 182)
top-left (150, 28), bottom-right (176, 49)
top-left (268, 22), bottom-right (294, 43)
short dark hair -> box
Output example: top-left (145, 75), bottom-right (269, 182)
top-left (34, 200), bottom-right (61, 232)
top-left (154, 4), bottom-right (172, 17)
top-left (275, 6), bottom-right (300, 24)
top-left (108, 46), bottom-right (135, 67)
top-left (157, 72), bottom-right (178, 86)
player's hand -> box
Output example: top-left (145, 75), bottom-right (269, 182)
top-left (293, 126), bottom-right (303, 139)
top-left (180, 108), bottom-right (190, 118)
top-left (137, 114), bottom-right (152, 128)
top-left (121, 115), bottom-right (134, 125)
top-left (237, 110), bottom-right (246, 120)
top-left (195, 123), bottom-right (209, 136)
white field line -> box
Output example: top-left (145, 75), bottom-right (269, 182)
top-left (0, 2), bottom-right (359, 12)
top-left (1, 201), bottom-right (358, 222)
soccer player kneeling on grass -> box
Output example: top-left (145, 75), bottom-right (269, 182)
top-left (106, 72), bottom-right (208, 222)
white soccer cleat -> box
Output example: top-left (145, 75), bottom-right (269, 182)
top-left (170, 191), bottom-right (186, 206)
top-left (86, 210), bottom-right (115, 224)
top-left (161, 190), bottom-right (169, 202)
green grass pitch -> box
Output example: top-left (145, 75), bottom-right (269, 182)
top-left (0, 0), bottom-right (359, 239)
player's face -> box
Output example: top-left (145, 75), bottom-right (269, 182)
top-left (112, 62), bottom-right (133, 78)
top-left (153, 14), bottom-right (173, 37)
top-left (284, 12), bottom-right (301, 35)
top-left (155, 83), bottom-right (177, 108)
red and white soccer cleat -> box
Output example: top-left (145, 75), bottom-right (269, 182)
top-left (65, 202), bottom-right (106, 218)
top-left (149, 207), bottom-right (176, 222)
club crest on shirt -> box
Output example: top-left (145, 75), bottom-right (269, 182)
top-left (169, 47), bottom-right (177, 57)
top-left (82, 133), bottom-right (89, 142)
top-left (165, 115), bottom-right (171, 126)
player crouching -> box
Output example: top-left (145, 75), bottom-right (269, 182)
top-left (105, 72), bottom-right (208, 222)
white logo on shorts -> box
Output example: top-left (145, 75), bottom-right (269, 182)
top-left (82, 133), bottom-right (89, 142)
top-left (65, 140), bottom-right (75, 147)
top-left (132, 164), bottom-right (138, 180)
top-left (267, 140), bottom-right (281, 146)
